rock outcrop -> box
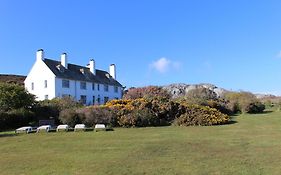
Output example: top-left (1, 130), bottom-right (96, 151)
top-left (162, 83), bottom-right (228, 98)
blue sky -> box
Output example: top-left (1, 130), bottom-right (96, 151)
top-left (1, 0), bottom-right (281, 94)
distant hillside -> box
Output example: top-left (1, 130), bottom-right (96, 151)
top-left (0, 74), bottom-right (26, 86)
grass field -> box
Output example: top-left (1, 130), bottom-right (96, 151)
top-left (1, 111), bottom-right (281, 175)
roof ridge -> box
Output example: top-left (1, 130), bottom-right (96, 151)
top-left (43, 58), bottom-right (122, 87)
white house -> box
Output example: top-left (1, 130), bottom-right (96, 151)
top-left (24, 49), bottom-right (124, 105)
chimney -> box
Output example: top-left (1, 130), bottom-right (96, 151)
top-left (36, 49), bottom-right (44, 61)
top-left (109, 64), bottom-right (116, 79)
top-left (89, 59), bottom-right (96, 75)
top-left (61, 52), bottom-right (68, 69)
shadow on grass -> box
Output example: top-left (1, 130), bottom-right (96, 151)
top-left (261, 110), bottom-right (274, 114)
top-left (226, 120), bottom-right (238, 125)
top-left (0, 133), bottom-right (17, 138)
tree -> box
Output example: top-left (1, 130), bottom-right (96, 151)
top-left (0, 83), bottom-right (35, 112)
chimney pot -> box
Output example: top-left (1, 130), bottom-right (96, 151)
top-left (36, 49), bottom-right (44, 61)
top-left (61, 52), bottom-right (68, 69)
top-left (89, 59), bottom-right (96, 75)
top-left (109, 64), bottom-right (116, 79)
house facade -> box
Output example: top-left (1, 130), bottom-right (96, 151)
top-left (24, 49), bottom-right (124, 105)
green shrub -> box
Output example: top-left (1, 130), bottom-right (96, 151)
top-left (245, 102), bottom-right (265, 114)
top-left (77, 107), bottom-right (117, 127)
top-left (118, 108), bottom-right (156, 127)
top-left (0, 83), bottom-right (35, 112)
top-left (59, 108), bottom-right (81, 127)
top-left (34, 96), bottom-right (82, 125)
top-left (223, 91), bottom-right (265, 114)
top-left (206, 99), bottom-right (233, 115)
top-left (0, 108), bottom-right (35, 131)
top-left (173, 104), bottom-right (229, 126)
top-left (107, 98), bottom-right (230, 127)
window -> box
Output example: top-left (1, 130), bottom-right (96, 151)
top-left (80, 95), bottom-right (87, 105)
top-left (44, 80), bottom-right (47, 88)
top-left (104, 84), bottom-right (109, 92)
top-left (80, 82), bottom-right (86, 90)
top-left (104, 97), bottom-right (109, 103)
top-left (62, 94), bottom-right (70, 98)
top-left (62, 79), bottom-right (69, 88)
top-left (97, 95), bottom-right (100, 104)
top-left (114, 86), bottom-right (118, 93)
top-left (97, 84), bottom-right (100, 91)
top-left (92, 83), bottom-right (95, 90)
top-left (31, 82), bottom-right (34, 90)
top-left (93, 96), bottom-right (95, 104)
top-left (44, 95), bottom-right (48, 100)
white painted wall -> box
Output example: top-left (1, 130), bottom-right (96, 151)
top-left (24, 59), bottom-right (56, 101)
top-left (55, 77), bottom-right (123, 105)
top-left (25, 50), bottom-right (123, 105)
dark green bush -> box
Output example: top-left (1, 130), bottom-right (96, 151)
top-left (245, 102), bottom-right (265, 114)
top-left (0, 108), bottom-right (35, 131)
top-left (34, 96), bottom-right (82, 125)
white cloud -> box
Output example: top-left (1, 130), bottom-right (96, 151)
top-left (149, 57), bottom-right (180, 73)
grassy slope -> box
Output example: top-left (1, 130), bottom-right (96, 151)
top-left (1, 111), bottom-right (281, 175)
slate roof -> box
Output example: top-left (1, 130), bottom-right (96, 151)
top-left (43, 59), bottom-right (122, 87)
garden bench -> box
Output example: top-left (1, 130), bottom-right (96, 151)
top-left (15, 126), bottom-right (32, 134)
top-left (56, 125), bottom-right (69, 132)
top-left (94, 124), bottom-right (106, 132)
top-left (37, 125), bottom-right (51, 133)
top-left (74, 124), bottom-right (85, 131)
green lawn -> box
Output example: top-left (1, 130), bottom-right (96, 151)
top-left (1, 111), bottom-right (281, 175)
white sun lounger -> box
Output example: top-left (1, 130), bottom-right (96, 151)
top-left (74, 124), bottom-right (85, 131)
top-left (94, 124), bottom-right (106, 131)
top-left (56, 124), bottom-right (69, 132)
top-left (15, 126), bottom-right (32, 134)
top-left (37, 125), bottom-right (51, 133)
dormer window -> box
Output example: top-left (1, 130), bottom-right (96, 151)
top-left (56, 65), bottom-right (65, 72)
top-left (80, 68), bottom-right (85, 74)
